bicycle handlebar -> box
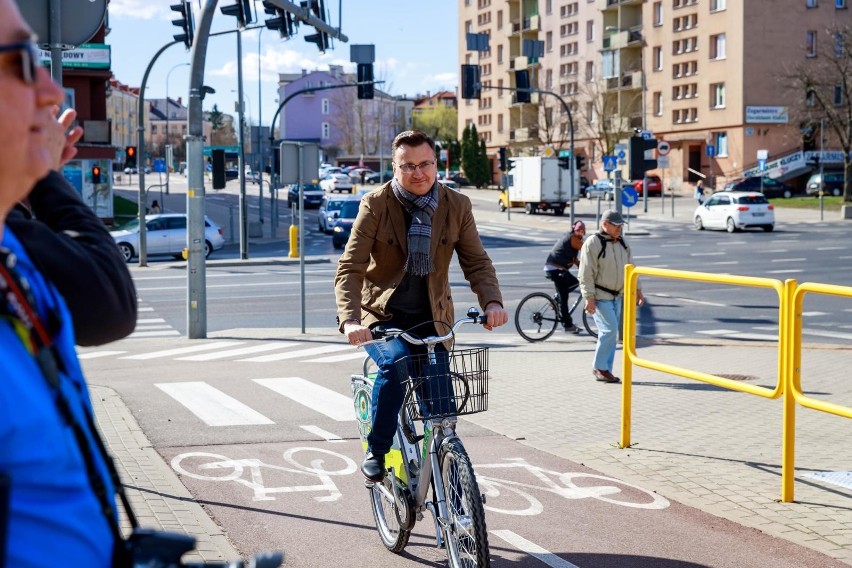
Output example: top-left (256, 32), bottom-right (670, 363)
top-left (359, 307), bottom-right (487, 349)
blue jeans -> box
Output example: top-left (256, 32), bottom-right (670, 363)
top-left (364, 338), bottom-right (448, 456)
top-left (592, 297), bottom-right (622, 372)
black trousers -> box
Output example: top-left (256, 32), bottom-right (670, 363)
top-left (546, 269), bottom-right (579, 328)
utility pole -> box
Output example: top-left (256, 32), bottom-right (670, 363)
top-left (236, 27), bottom-right (248, 258)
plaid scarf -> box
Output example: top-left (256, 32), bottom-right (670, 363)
top-left (391, 179), bottom-right (438, 276)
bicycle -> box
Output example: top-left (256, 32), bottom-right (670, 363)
top-left (350, 308), bottom-right (491, 567)
top-left (515, 288), bottom-right (598, 342)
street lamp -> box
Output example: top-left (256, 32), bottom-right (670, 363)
top-left (166, 62), bottom-right (190, 196)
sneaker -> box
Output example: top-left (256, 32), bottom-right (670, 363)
top-left (593, 369), bottom-right (621, 383)
top-left (361, 452), bottom-right (386, 482)
top-left (564, 325), bottom-right (581, 334)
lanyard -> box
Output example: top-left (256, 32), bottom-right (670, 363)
top-left (0, 248), bottom-right (139, 544)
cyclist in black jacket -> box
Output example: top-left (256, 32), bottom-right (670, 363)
top-left (544, 220), bottom-right (586, 334)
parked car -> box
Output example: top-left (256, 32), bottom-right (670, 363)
top-left (438, 178), bottom-right (460, 191)
top-left (110, 213), bottom-right (225, 262)
top-left (632, 175), bottom-right (663, 196)
top-left (579, 176), bottom-right (590, 197)
top-left (123, 167), bottom-right (138, 174)
top-left (364, 171), bottom-right (392, 184)
top-left (347, 167), bottom-right (375, 183)
top-left (318, 194), bottom-right (351, 234)
top-left (805, 171), bottom-right (844, 196)
top-left (724, 176), bottom-right (797, 199)
top-left (447, 171), bottom-right (470, 186)
top-left (319, 172), bottom-right (354, 193)
top-left (586, 179), bottom-right (615, 201)
top-left (693, 191), bottom-right (774, 233)
top-left (224, 168), bottom-right (239, 181)
top-left (287, 183), bottom-right (325, 208)
top-left (332, 198), bottom-right (362, 249)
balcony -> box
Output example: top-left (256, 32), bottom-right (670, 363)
top-left (600, 0), bottom-right (642, 9)
top-left (601, 69), bottom-right (643, 92)
top-left (510, 126), bottom-right (539, 142)
top-left (602, 29), bottom-right (643, 50)
top-left (513, 55), bottom-right (529, 69)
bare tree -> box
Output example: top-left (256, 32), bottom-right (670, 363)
top-left (577, 79), bottom-right (638, 159)
top-left (785, 25), bottom-right (852, 203)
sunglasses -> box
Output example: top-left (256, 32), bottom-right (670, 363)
top-left (0, 41), bottom-right (39, 85)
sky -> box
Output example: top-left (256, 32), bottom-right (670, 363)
top-left (104, 0), bottom-right (460, 125)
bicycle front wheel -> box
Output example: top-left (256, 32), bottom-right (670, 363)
top-left (514, 292), bottom-right (559, 342)
top-left (369, 475), bottom-right (413, 553)
top-left (440, 439), bottom-right (490, 568)
top-left (582, 308), bottom-right (598, 338)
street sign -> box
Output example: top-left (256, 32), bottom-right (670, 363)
top-left (602, 155), bottom-right (618, 172)
top-left (617, 150), bottom-right (626, 159)
top-left (621, 186), bottom-right (639, 208)
top-left (152, 158), bottom-right (166, 173)
top-left (657, 156), bottom-right (670, 168)
top-left (543, 146), bottom-right (555, 157)
top-left (706, 145), bottom-right (716, 157)
top-left (639, 130), bottom-right (654, 140)
top-left (758, 158), bottom-right (767, 172)
top-left (558, 150), bottom-right (572, 158)
top-left (757, 149), bottom-right (769, 160)
top-left (657, 140), bottom-right (671, 156)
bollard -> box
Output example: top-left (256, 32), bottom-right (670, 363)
top-left (289, 223), bottom-right (299, 258)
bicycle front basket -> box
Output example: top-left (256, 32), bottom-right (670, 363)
top-left (396, 347), bottom-right (489, 420)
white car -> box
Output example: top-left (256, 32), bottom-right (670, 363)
top-left (111, 213), bottom-right (226, 262)
top-left (319, 173), bottom-right (354, 193)
top-left (693, 191), bottom-right (775, 233)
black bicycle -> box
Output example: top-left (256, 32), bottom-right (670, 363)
top-left (515, 290), bottom-right (598, 342)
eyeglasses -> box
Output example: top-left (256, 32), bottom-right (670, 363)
top-left (0, 41), bottom-right (38, 85)
top-left (395, 160), bottom-right (435, 174)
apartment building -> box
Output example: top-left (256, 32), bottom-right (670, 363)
top-left (459, 0), bottom-right (852, 191)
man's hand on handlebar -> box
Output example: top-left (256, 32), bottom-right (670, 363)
top-left (483, 302), bottom-right (508, 331)
top-left (345, 321), bottom-right (372, 346)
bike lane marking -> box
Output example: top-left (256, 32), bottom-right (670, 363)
top-left (253, 377), bottom-right (354, 422)
top-left (491, 530), bottom-right (581, 568)
top-left (156, 382), bottom-right (275, 426)
top-left (300, 425), bottom-right (345, 442)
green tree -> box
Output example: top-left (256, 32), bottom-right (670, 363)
top-left (460, 124), bottom-right (477, 184)
top-left (412, 105), bottom-right (458, 145)
top-left (206, 104), bottom-right (225, 145)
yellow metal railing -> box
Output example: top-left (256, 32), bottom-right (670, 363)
top-left (619, 264), bottom-right (852, 502)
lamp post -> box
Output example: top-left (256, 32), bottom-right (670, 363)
top-left (165, 62), bottom-right (190, 196)
top-left (257, 26), bottom-right (265, 227)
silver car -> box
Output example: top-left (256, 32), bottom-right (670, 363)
top-left (110, 213), bottom-right (226, 262)
top-left (318, 195), bottom-right (351, 234)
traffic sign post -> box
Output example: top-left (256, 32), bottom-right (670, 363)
top-left (603, 155), bottom-right (618, 172)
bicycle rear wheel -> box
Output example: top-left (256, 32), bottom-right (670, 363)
top-left (369, 475), bottom-right (413, 553)
top-left (514, 292), bottom-right (559, 342)
top-left (582, 308), bottom-right (598, 338)
top-left (440, 439), bottom-right (490, 568)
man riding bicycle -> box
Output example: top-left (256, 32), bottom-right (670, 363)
top-left (544, 220), bottom-right (586, 334)
top-left (334, 130), bottom-right (508, 483)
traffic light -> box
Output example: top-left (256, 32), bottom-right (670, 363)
top-left (211, 149), bottom-right (226, 190)
top-left (558, 156), bottom-right (571, 170)
top-left (575, 155), bottom-right (586, 171)
top-left (91, 165), bottom-right (102, 184)
top-left (514, 70), bottom-right (531, 104)
top-left (628, 135), bottom-right (658, 180)
top-left (357, 63), bottom-right (374, 100)
top-left (262, 0), bottom-right (296, 38)
top-left (220, 0), bottom-right (253, 28)
top-left (303, 0), bottom-right (330, 52)
top-left (125, 146), bottom-right (137, 169)
top-left (498, 147), bottom-right (508, 171)
top-left (460, 64), bottom-right (481, 100)
top-left (807, 155), bottom-right (820, 169)
top-left (170, 1), bottom-right (194, 49)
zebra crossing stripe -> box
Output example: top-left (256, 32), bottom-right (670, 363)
top-left (156, 382), bottom-right (274, 426)
top-left (300, 425), bottom-right (345, 442)
top-left (122, 341), bottom-right (244, 359)
top-left (253, 377), bottom-right (354, 422)
top-left (239, 344), bottom-right (351, 362)
top-left (177, 342), bottom-right (299, 361)
top-left (128, 330), bottom-right (182, 338)
top-left (303, 352), bottom-right (367, 363)
top-left (78, 350), bottom-right (128, 360)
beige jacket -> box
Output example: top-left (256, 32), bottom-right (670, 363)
top-left (578, 231), bottom-right (639, 301)
top-left (334, 182), bottom-right (503, 333)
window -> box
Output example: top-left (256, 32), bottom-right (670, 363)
top-left (497, 79), bottom-right (503, 97)
top-left (546, 0), bottom-right (552, 14)
top-left (838, 0), bottom-right (847, 8)
top-left (835, 85), bottom-right (844, 105)
top-left (321, 99), bottom-right (330, 114)
top-left (807, 31), bottom-right (818, 57)
top-left (546, 31), bottom-right (553, 51)
top-left (711, 83), bottom-right (725, 108)
top-left (497, 10), bottom-right (503, 29)
top-left (586, 102), bottom-right (595, 123)
top-left (835, 33), bottom-right (845, 57)
top-left (546, 69), bottom-right (553, 89)
top-left (714, 132), bottom-right (728, 157)
top-left (585, 61), bottom-right (594, 81)
top-left (497, 45), bottom-right (503, 63)
top-left (806, 0), bottom-right (817, 7)
top-left (653, 46), bottom-right (663, 70)
top-left (710, 0), bottom-right (726, 10)
top-left (654, 92), bottom-right (663, 116)
top-left (710, 33), bottom-right (726, 59)
top-left (322, 122), bottom-right (330, 139)
top-left (586, 20), bottom-right (595, 42)
top-left (654, 2), bottom-right (663, 25)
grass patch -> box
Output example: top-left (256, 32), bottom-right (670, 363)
top-left (772, 196), bottom-right (844, 211)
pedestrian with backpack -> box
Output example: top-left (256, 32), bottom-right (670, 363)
top-left (544, 220), bottom-right (586, 333)
top-left (578, 210), bottom-right (645, 383)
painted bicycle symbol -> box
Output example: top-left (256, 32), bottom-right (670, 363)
top-left (171, 447), bottom-right (357, 503)
top-left (475, 458), bottom-right (670, 515)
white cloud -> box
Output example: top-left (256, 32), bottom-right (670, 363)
top-left (208, 46), bottom-right (337, 83)
top-left (108, 0), bottom-right (166, 20)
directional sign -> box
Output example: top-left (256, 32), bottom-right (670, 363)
top-left (706, 145), bottom-right (716, 157)
top-left (758, 158), bottom-right (767, 172)
top-left (617, 150), bottom-right (626, 159)
top-left (657, 140), bottom-right (671, 156)
top-left (602, 155), bottom-right (618, 172)
top-left (639, 130), bottom-right (654, 140)
top-left (621, 186), bottom-right (639, 208)
top-left (153, 158), bottom-right (166, 173)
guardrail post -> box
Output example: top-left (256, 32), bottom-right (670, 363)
top-left (781, 278), bottom-right (798, 502)
top-left (619, 263), bottom-right (636, 449)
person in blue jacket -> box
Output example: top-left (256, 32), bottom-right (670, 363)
top-left (0, 1), bottom-right (119, 565)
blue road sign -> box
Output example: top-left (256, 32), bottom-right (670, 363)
top-left (558, 150), bottom-right (572, 158)
top-left (153, 158), bottom-right (166, 173)
top-left (602, 155), bottom-right (618, 172)
top-left (758, 158), bottom-right (767, 172)
top-left (706, 145), bottom-right (716, 157)
top-left (617, 150), bottom-right (626, 160)
top-left (621, 186), bottom-right (639, 208)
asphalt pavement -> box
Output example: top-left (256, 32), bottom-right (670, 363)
top-left (92, 188), bottom-right (852, 565)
